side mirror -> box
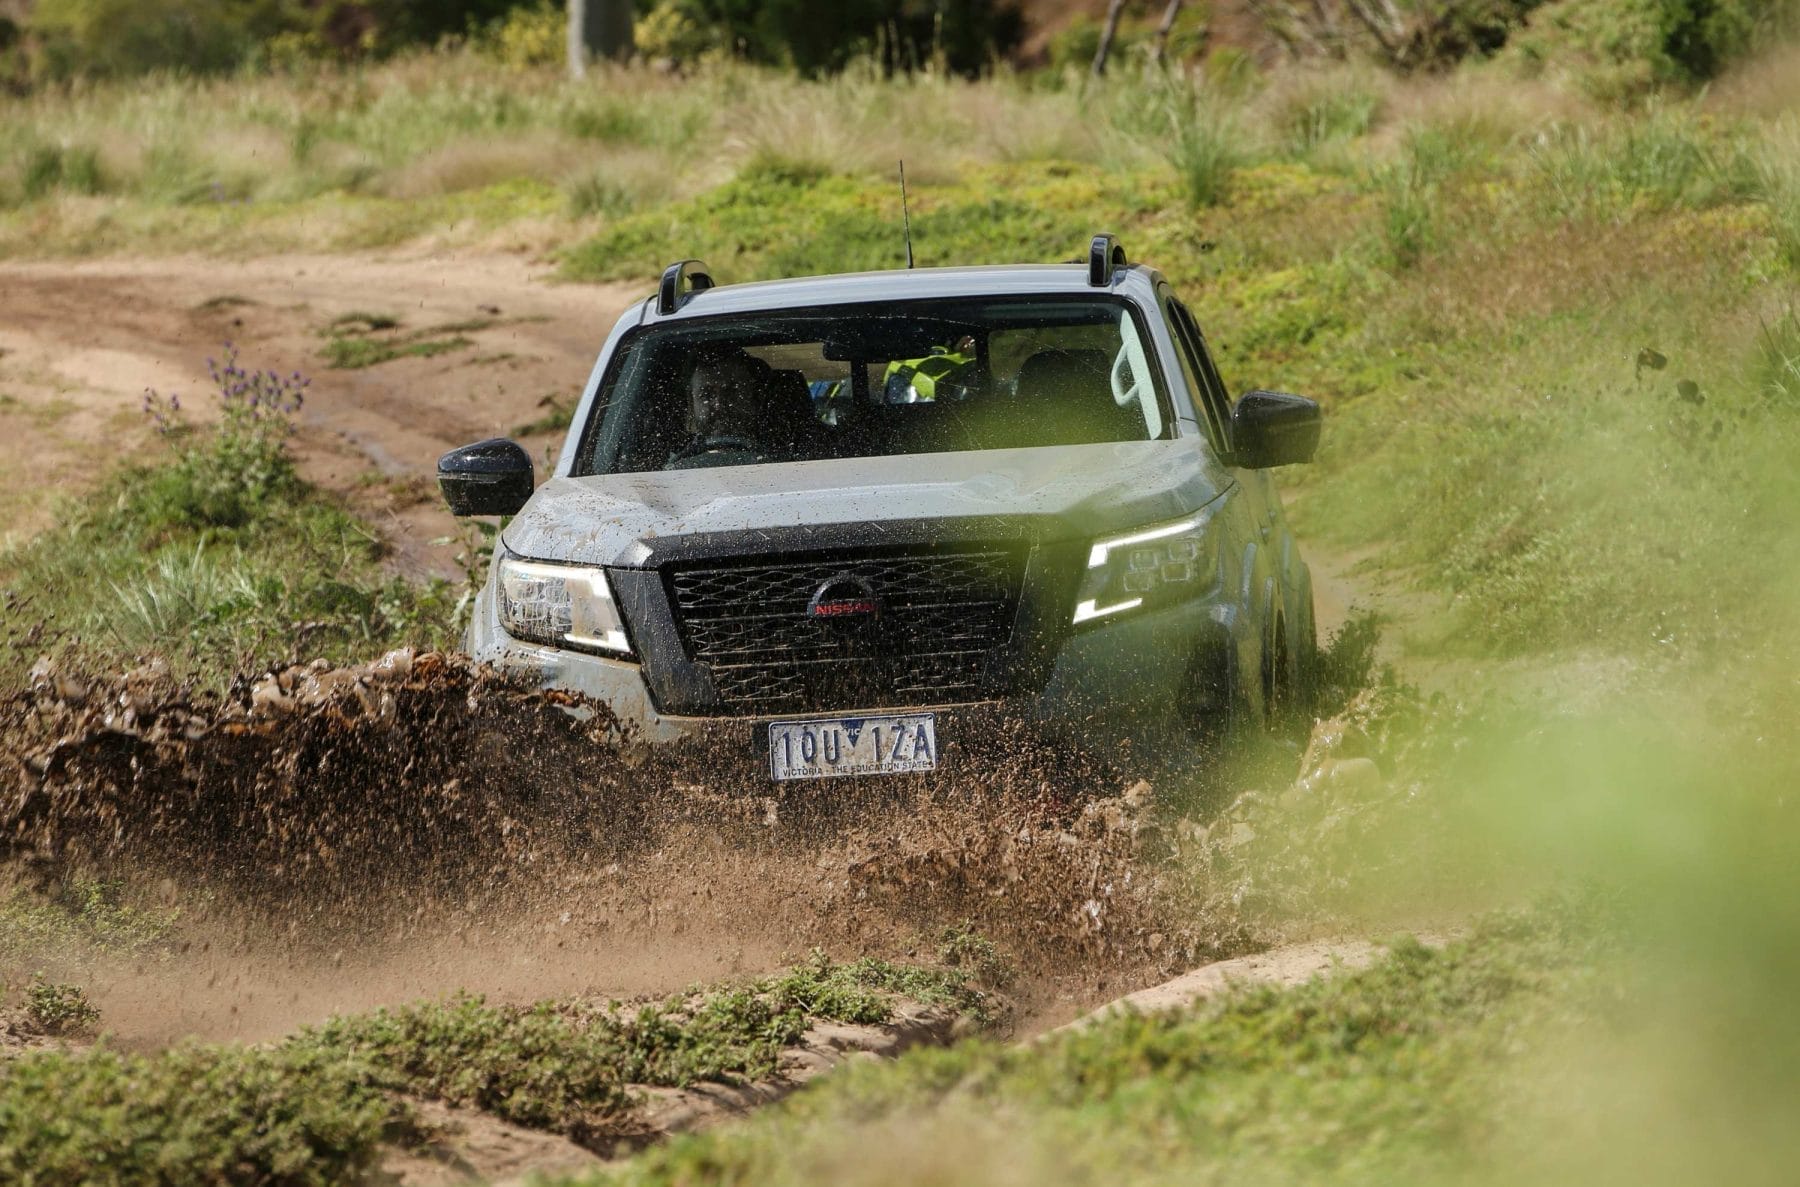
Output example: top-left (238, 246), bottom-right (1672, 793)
top-left (438, 438), bottom-right (534, 517)
top-left (1231, 391), bottom-right (1321, 468)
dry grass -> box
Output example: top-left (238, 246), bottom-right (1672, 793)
top-left (378, 134), bottom-right (586, 200)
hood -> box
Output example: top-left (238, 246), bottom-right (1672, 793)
top-left (501, 441), bottom-right (1229, 569)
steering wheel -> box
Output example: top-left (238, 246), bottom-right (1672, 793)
top-left (670, 435), bottom-right (766, 468)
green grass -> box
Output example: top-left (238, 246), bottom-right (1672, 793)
top-left (0, 1042), bottom-right (411, 1186)
top-left (0, 954), bottom-right (991, 1181)
top-left (0, 879), bottom-right (180, 962)
top-left (0, 350), bottom-right (467, 688)
top-left (290, 953), bottom-right (992, 1139)
top-left (321, 332), bottom-right (474, 369)
top-left (581, 901), bottom-right (1618, 1187)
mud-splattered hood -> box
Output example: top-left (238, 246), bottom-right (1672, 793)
top-left (502, 441), bottom-right (1228, 569)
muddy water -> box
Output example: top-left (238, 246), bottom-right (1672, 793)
top-left (1, 652), bottom-right (1259, 1045)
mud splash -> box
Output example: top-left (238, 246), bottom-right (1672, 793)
top-left (0, 652), bottom-right (1264, 1037)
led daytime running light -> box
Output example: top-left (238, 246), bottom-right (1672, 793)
top-left (1087, 514), bottom-right (1204, 569)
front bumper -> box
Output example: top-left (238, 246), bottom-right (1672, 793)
top-left (469, 584), bottom-right (1248, 777)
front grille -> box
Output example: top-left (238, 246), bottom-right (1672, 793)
top-left (669, 549), bottom-right (1022, 714)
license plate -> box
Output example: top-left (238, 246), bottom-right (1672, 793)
top-left (768, 714), bottom-right (938, 781)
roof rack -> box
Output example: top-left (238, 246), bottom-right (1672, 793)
top-left (1088, 234), bottom-right (1127, 287)
top-left (657, 259), bottom-right (716, 315)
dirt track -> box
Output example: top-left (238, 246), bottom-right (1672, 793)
top-left (0, 252), bottom-right (638, 569)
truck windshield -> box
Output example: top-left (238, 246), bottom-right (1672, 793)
top-left (574, 296), bottom-right (1169, 476)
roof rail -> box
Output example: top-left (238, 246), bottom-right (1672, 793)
top-left (657, 259), bottom-right (716, 315)
top-left (1088, 234), bottom-right (1127, 287)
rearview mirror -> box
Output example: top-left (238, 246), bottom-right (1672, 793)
top-left (1231, 391), bottom-right (1321, 468)
top-left (438, 438), bottom-right (534, 517)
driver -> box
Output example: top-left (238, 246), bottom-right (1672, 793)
top-left (666, 347), bottom-right (773, 469)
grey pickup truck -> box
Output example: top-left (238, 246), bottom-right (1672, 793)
top-left (438, 235), bottom-right (1321, 783)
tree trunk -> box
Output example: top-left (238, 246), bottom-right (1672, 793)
top-left (1092, 0), bottom-right (1129, 77)
top-left (1151, 0), bottom-right (1184, 64)
top-left (568, 0), bottom-right (635, 80)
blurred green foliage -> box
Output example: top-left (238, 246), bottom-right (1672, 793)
top-left (1509, 0), bottom-right (1798, 94)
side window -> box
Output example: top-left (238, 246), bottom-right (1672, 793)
top-left (1163, 294), bottom-right (1232, 456)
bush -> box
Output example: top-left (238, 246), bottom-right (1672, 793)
top-left (1508, 0), bottom-right (1791, 95)
top-left (26, 0), bottom-right (265, 80)
top-left (0, 1043), bottom-right (404, 1185)
top-left (0, 346), bottom-right (467, 687)
top-left (478, 0), bottom-right (564, 68)
top-left (24, 0), bottom-right (535, 79)
top-left (139, 344), bottom-right (306, 529)
top-left (18, 978), bottom-right (101, 1037)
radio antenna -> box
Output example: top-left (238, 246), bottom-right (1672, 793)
top-left (899, 160), bottom-right (915, 269)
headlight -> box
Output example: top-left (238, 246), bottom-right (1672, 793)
top-left (496, 553), bottom-right (631, 655)
top-left (1073, 506), bottom-right (1220, 625)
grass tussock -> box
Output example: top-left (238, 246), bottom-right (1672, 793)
top-left (0, 346), bottom-right (469, 689)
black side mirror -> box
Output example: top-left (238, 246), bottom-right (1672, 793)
top-left (438, 438), bottom-right (534, 517)
top-left (1231, 391), bottom-right (1321, 468)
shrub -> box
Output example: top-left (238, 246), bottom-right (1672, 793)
top-left (479, 0), bottom-right (564, 69)
top-left (0, 346), bottom-right (467, 686)
top-left (1508, 0), bottom-right (1790, 95)
top-left (139, 343), bottom-right (306, 529)
top-left (0, 1043), bottom-right (404, 1185)
top-left (19, 978), bottom-right (101, 1037)
top-left (653, 0), bottom-right (1022, 75)
top-left (0, 880), bottom-right (179, 961)
top-left (26, 0), bottom-right (262, 80)
top-left (636, 0), bottom-right (721, 63)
